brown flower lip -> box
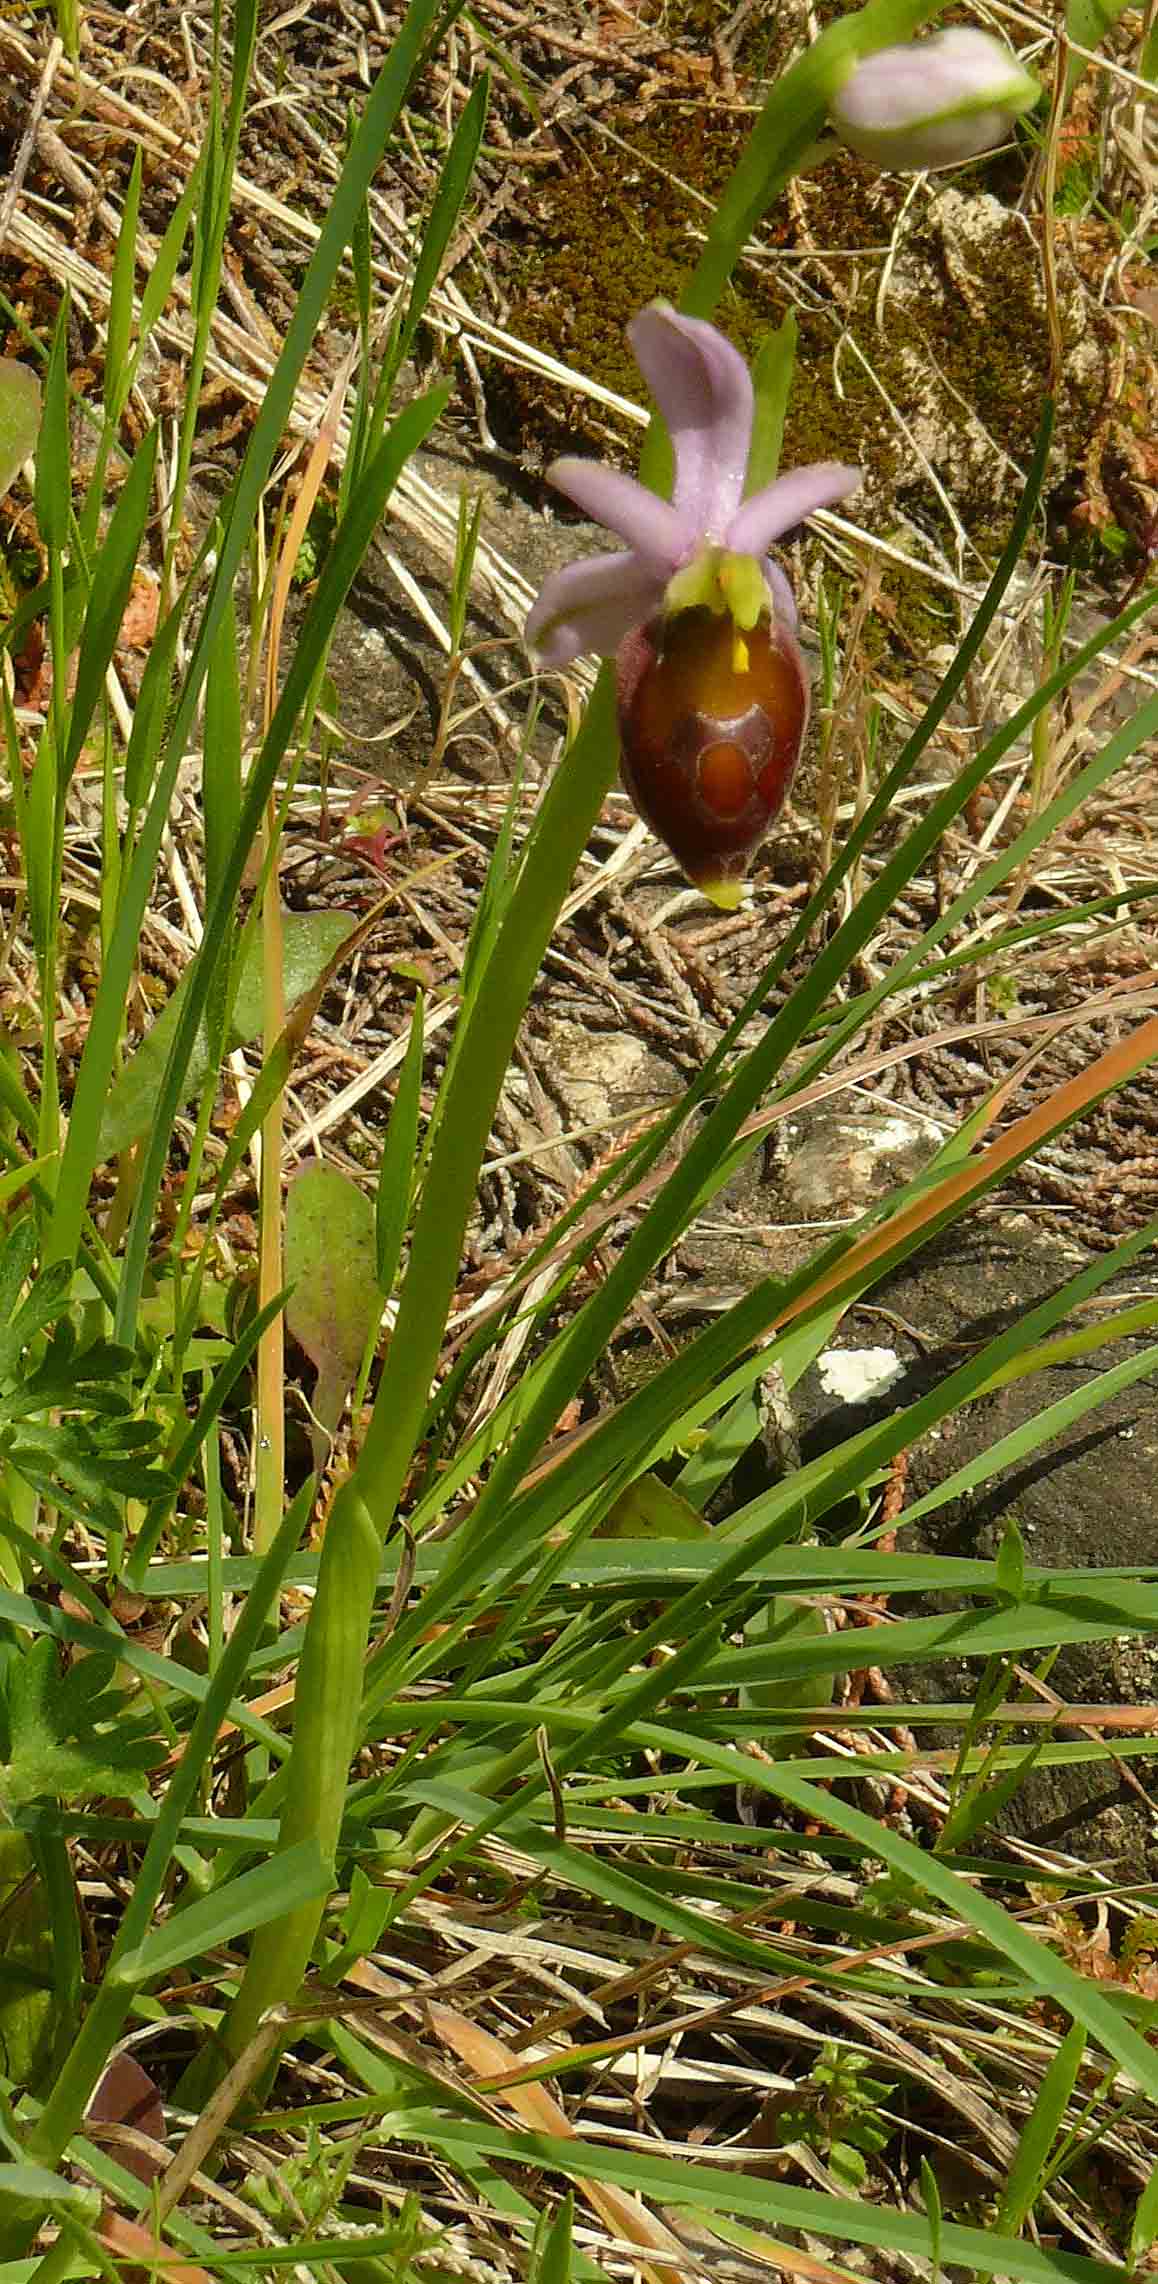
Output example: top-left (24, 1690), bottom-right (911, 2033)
top-left (616, 605), bottom-right (809, 907)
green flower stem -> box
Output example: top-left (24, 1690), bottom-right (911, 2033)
top-left (686, 0), bottom-right (941, 315)
top-left (640, 0), bottom-right (944, 495)
top-left (352, 672), bottom-right (618, 1534)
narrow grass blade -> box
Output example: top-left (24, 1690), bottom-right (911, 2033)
top-left (64, 426), bottom-right (158, 786)
top-left (665, 1734), bottom-right (1158, 2096)
top-left (408, 2116), bottom-right (1127, 2284)
top-left (376, 990), bottom-right (424, 1295)
top-left (137, 166), bottom-right (201, 356)
top-left (532, 2191), bottom-right (574, 2284)
top-left (1129, 2163), bottom-right (1158, 2272)
top-left (125, 1287), bottom-right (288, 1586)
top-left (352, 673), bottom-right (619, 1538)
top-left (396, 75), bottom-right (490, 371)
top-left (103, 149), bottom-right (140, 424)
top-left (217, 1483), bottom-right (381, 2083)
top-left (902, 1340), bottom-right (1158, 1526)
top-left (997, 2022), bottom-right (1086, 2234)
top-left (33, 303), bottom-right (70, 555)
top-left (121, 586), bottom-right (186, 817)
top-left (203, 591), bottom-right (243, 907)
top-left (113, 1839), bottom-right (330, 1985)
top-left (681, 0), bottom-right (943, 324)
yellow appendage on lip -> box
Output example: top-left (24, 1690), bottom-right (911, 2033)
top-left (664, 545), bottom-right (768, 635)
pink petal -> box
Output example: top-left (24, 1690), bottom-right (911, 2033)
top-left (627, 302), bottom-right (754, 539)
top-left (547, 458), bottom-right (690, 569)
top-left (727, 463), bottom-right (861, 558)
top-left (525, 550), bottom-right (667, 667)
top-left (764, 559), bottom-right (798, 632)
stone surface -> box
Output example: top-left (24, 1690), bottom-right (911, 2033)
top-left (776, 1103), bottom-right (944, 1222)
top-left (792, 1213), bottom-right (1158, 1874)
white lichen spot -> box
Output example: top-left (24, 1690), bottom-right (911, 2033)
top-left (818, 1346), bottom-right (904, 1404)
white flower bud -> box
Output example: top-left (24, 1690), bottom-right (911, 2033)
top-left (830, 28), bottom-right (1040, 172)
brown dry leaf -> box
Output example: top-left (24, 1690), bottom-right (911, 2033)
top-left (14, 619), bottom-right (48, 711)
top-left (426, 2002), bottom-right (695, 2284)
top-left (108, 1588), bottom-right (149, 1627)
top-left (98, 2210), bottom-right (214, 2282)
top-left (87, 2054), bottom-right (167, 2185)
top-left (1049, 1912), bottom-right (1114, 1980)
top-left (692, 2222), bottom-right (864, 2284)
top-left (1125, 283), bottom-right (1158, 328)
top-left (118, 571), bottom-right (160, 651)
top-left (663, 47), bottom-right (713, 80)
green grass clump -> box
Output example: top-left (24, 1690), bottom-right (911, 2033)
top-left (2, 0), bottom-right (1158, 2275)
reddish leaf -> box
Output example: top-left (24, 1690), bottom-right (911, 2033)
top-left (87, 2053), bottom-right (167, 2185)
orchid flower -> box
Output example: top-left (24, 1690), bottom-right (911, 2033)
top-left (525, 303), bottom-right (860, 906)
top-left (828, 29), bottom-right (1040, 172)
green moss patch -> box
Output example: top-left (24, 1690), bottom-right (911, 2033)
top-left (495, 112), bottom-right (1114, 572)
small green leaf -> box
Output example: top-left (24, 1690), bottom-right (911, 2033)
top-left (99, 909), bottom-right (356, 1158)
top-left (0, 1639), bottom-right (162, 1813)
top-left (0, 1830), bottom-right (55, 2091)
top-left (449, 491), bottom-right (484, 651)
top-left (600, 1474), bottom-right (709, 1542)
top-left (829, 2141), bottom-right (867, 2190)
top-left (740, 1589), bottom-right (835, 1750)
top-left (937, 1738), bottom-right (1044, 1854)
top-left (1065, 0), bottom-right (1137, 93)
top-left (921, 2157), bottom-right (943, 2284)
top-left (287, 1162), bottom-right (380, 1450)
top-left (744, 313), bottom-right (796, 497)
top-left (0, 1258), bottom-right (72, 1381)
top-left (0, 360), bottom-right (41, 502)
top-left (0, 1216), bottom-right (37, 1332)
top-left (0, 2158), bottom-right (93, 2210)
top-left (0, 1154), bottom-right (56, 1211)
